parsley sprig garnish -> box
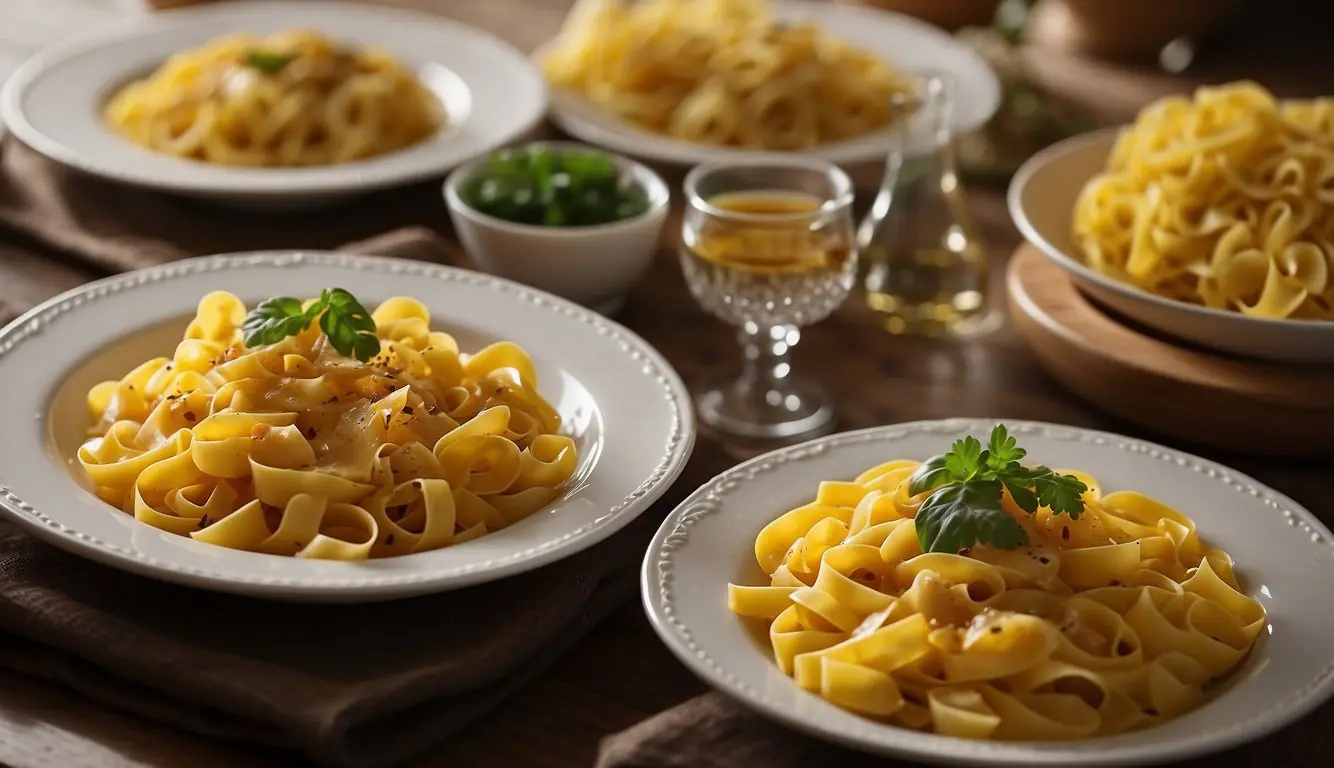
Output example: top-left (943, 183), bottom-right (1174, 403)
top-left (241, 288), bottom-right (380, 362)
top-left (907, 425), bottom-right (1089, 554)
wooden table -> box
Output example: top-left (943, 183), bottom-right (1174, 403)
top-left (2, 2), bottom-right (1333, 767)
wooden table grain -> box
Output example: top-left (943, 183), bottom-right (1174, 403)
top-left (2, 2), bottom-right (1333, 767)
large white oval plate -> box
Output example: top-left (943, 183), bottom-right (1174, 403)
top-left (643, 419), bottom-right (1334, 765)
top-left (0, 251), bottom-right (694, 602)
top-left (539, 0), bottom-right (1000, 166)
top-left (0, 1), bottom-right (547, 209)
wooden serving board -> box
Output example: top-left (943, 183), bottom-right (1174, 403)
top-left (1006, 244), bottom-right (1334, 459)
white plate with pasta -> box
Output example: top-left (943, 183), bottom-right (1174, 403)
top-left (643, 419), bottom-right (1334, 764)
top-left (535, 0), bottom-right (1000, 166)
top-left (1010, 82), bottom-right (1334, 363)
top-left (0, 251), bottom-right (693, 601)
top-left (0, 1), bottom-right (547, 209)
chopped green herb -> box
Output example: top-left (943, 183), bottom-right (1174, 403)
top-left (460, 145), bottom-right (650, 227)
top-left (908, 425), bottom-right (1089, 554)
top-left (244, 50), bottom-right (293, 74)
top-left (241, 288), bottom-right (380, 362)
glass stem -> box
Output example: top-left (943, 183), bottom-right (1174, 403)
top-left (738, 322), bottom-right (797, 394)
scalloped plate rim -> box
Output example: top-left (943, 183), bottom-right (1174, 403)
top-left (642, 418), bottom-right (1334, 765)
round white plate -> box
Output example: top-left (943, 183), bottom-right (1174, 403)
top-left (643, 419), bottom-right (1334, 766)
top-left (0, 251), bottom-right (694, 602)
top-left (0, 1), bottom-right (547, 209)
top-left (538, 0), bottom-right (1000, 166)
top-left (1009, 129), bottom-right (1334, 364)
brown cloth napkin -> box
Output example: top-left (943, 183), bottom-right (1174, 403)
top-left (0, 506), bottom-right (647, 768)
top-left (0, 140), bottom-right (448, 272)
top-left (595, 693), bottom-right (903, 768)
top-left (0, 138), bottom-right (700, 768)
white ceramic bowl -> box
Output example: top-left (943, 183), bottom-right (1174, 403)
top-left (444, 142), bottom-right (671, 315)
top-left (0, 1), bottom-right (548, 210)
top-left (1008, 129), bottom-right (1334, 364)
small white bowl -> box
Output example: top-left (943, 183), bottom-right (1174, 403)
top-left (444, 142), bottom-right (670, 315)
top-left (1008, 129), bottom-right (1334, 364)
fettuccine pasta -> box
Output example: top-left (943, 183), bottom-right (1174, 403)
top-left (78, 292), bottom-right (576, 560)
top-left (1073, 81), bottom-right (1334, 320)
top-left (104, 30), bottom-right (443, 167)
top-left (540, 0), bottom-right (911, 150)
top-left (728, 459), bottom-right (1265, 739)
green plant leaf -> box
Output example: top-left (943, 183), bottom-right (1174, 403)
top-left (915, 480), bottom-right (1027, 554)
top-left (241, 296), bottom-right (310, 348)
top-left (943, 435), bottom-right (984, 481)
top-left (986, 424), bottom-right (1026, 471)
top-left (244, 50), bottom-right (293, 74)
top-left (907, 454), bottom-right (954, 496)
top-left (1034, 471), bottom-right (1088, 519)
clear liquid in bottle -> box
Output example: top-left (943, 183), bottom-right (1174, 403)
top-left (859, 72), bottom-right (995, 337)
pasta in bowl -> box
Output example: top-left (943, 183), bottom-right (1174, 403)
top-left (1008, 84), bottom-right (1334, 363)
top-left (78, 288), bottom-right (576, 560)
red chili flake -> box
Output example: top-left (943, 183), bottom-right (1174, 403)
top-left (184, 411), bottom-right (197, 422)
top-left (325, 395), bottom-right (340, 405)
top-left (1038, 556), bottom-right (1050, 565)
top-left (304, 426), bottom-right (317, 440)
top-left (385, 533), bottom-right (395, 546)
top-left (1116, 641), bottom-right (1133, 655)
top-left (402, 405), bottom-right (414, 415)
top-left (1061, 526), bottom-right (1070, 540)
top-left (989, 626), bottom-right (1001, 634)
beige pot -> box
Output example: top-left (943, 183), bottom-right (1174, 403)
top-left (1027, 0), bottom-right (1243, 60)
top-left (837, 0), bottom-right (1003, 32)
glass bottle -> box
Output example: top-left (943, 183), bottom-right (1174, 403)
top-left (858, 71), bottom-right (992, 337)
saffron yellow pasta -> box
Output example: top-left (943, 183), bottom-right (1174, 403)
top-left (1073, 81), bottom-right (1334, 320)
top-left (540, 0), bottom-right (911, 150)
top-left (104, 29), bottom-right (443, 167)
top-left (78, 291), bottom-right (576, 560)
top-left (728, 459), bottom-right (1266, 739)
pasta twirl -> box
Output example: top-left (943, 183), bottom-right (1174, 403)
top-left (104, 30), bottom-right (443, 167)
top-left (1073, 81), bottom-right (1334, 320)
top-left (728, 460), bottom-right (1265, 739)
top-left (78, 291), bottom-right (576, 560)
top-left (540, 0), bottom-right (911, 150)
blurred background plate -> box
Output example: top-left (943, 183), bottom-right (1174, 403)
top-left (539, 0), bottom-right (1000, 167)
top-left (1, 1), bottom-right (547, 210)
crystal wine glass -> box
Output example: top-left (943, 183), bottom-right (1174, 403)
top-left (679, 157), bottom-right (857, 440)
